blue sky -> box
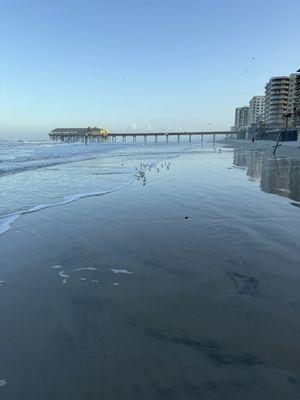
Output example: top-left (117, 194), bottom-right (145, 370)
top-left (0, 0), bottom-right (299, 138)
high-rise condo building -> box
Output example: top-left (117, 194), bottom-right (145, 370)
top-left (264, 76), bottom-right (290, 129)
top-left (287, 72), bottom-right (300, 126)
top-left (289, 69), bottom-right (300, 128)
top-left (248, 96), bottom-right (265, 126)
top-left (234, 106), bottom-right (249, 130)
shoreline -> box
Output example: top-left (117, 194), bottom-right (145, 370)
top-left (1, 139), bottom-right (300, 238)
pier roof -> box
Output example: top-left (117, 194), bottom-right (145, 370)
top-left (51, 127), bottom-right (102, 132)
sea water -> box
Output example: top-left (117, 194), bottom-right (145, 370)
top-left (0, 137), bottom-right (211, 235)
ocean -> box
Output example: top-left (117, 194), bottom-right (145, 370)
top-left (0, 138), bottom-right (209, 235)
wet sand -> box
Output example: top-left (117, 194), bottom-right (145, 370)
top-left (221, 138), bottom-right (300, 158)
top-left (0, 145), bottom-right (300, 399)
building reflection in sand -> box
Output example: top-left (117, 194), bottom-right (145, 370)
top-left (233, 148), bottom-right (300, 205)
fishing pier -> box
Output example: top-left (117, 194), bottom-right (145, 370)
top-left (49, 128), bottom-right (243, 143)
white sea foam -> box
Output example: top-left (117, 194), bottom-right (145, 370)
top-left (110, 269), bottom-right (132, 274)
top-left (0, 214), bottom-right (21, 235)
top-left (59, 271), bottom-right (69, 284)
top-left (0, 380), bottom-right (7, 387)
top-left (51, 265), bottom-right (63, 269)
top-left (73, 267), bottom-right (98, 271)
top-left (79, 278), bottom-right (87, 281)
top-left (59, 271), bottom-right (69, 278)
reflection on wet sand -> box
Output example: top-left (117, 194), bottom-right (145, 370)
top-left (1, 145), bottom-right (300, 400)
top-left (233, 148), bottom-right (300, 204)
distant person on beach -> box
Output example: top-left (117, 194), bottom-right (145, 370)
top-left (252, 138), bottom-right (255, 143)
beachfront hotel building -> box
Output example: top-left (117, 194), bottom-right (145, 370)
top-left (264, 76), bottom-right (290, 130)
top-left (248, 96), bottom-right (265, 126)
top-left (296, 70), bottom-right (300, 128)
top-left (234, 106), bottom-right (249, 130)
top-left (287, 69), bottom-right (300, 128)
top-left (287, 71), bottom-right (300, 127)
top-left (232, 68), bottom-right (300, 138)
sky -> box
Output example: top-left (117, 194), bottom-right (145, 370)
top-left (0, 0), bottom-right (299, 139)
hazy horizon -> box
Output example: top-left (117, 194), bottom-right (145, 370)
top-left (1, 0), bottom-right (299, 139)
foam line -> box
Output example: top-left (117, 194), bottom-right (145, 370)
top-left (0, 180), bottom-right (134, 237)
top-left (110, 269), bottom-right (132, 274)
top-left (0, 214), bottom-right (21, 235)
